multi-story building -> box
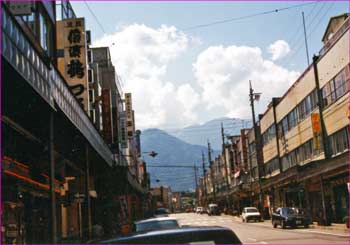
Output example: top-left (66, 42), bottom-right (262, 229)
top-left (1, 1), bottom-right (151, 243)
top-left (150, 186), bottom-right (172, 209)
top-left (255, 13), bottom-right (349, 224)
top-left (200, 14), bottom-right (349, 225)
top-left (312, 13), bottom-right (349, 223)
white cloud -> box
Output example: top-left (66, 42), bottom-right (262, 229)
top-left (268, 40), bottom-right (291, 61)
top-left (95, 25), bottom-right (299, 129)
top-left (193, 45), bottom-right (300, 119)
top-left (94, 24), bottom-right (200, 129)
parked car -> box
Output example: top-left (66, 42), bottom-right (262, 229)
top-left (241, 207), bottom-right (263, 222)
top-left (154, 208), bottom-right (170, 217)
top-left (208, 204), bottom-right (221, 216)
top-left (98, 226), bottom-right (242, 244)
top-left (196, 207), bottom-right (203, 214)
top-left (272, 207), bottom-right (311, 229)
top-left (133, 217), bottom-right (180, 232)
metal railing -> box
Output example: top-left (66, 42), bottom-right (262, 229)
top-left (2, 4), bottom-right (114, 166)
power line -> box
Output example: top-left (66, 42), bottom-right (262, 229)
top-left (148, 164), bottom-right (203, 168)
top-left (284, 1), bottom-right (325, 50)
top-left (84, 1), bottom-right (107, 34)
top-left (281, 2), bottom-right (335, 67)
top-left (183, 2), bottom-right (318, 31)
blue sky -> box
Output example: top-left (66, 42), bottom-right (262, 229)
top-left (71, 1), bottom-right (349, 129)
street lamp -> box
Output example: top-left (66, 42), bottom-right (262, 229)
top-left (143, 151), bottom-right (158, 158)
top-left (249, 80), bottom-right (264, 213)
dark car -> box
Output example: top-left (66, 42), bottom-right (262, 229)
top-left (98, 226), bottom-right (242, 244)
top-left (272, 207), bottom-right (311, 229)
top-left (208, 204), bottom-right (221, 216)
top-left (154, 208), bottom-right (170, 217)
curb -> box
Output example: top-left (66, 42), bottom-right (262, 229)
top-left (309, 224), bottom-right (349, 232)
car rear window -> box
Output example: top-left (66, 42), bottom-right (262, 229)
top-left (155, 208), bottom-right (168, 214)
top-left (190, 241), bottom-right (215, 244)
top-left (136, 220), bottom-right (179, 232)
top-left (246, 208), bottom-right (258, 213)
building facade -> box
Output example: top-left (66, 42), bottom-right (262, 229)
top-left (1, 1), bottom-right (150, 243)
top-left (199, 13), bottom-right (350, 225)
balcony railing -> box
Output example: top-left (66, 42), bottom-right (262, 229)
top-left (2, 4), bottom-right (114, 166)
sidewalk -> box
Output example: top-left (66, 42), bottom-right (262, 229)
top-left (224, 215), bottom-right (350, 237)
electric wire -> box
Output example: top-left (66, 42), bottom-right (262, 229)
top-left (282, 1), bottom-right (322, 52)
top-left (84, 1), bottom-right (107, 34)
top-left (281, 2), bottom-right (335, 66)
top-left (183, 2), bottom-right (318, 31)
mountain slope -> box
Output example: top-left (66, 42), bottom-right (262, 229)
top-left (167, 117), bottom-right (252, 150)
top-left (141, 128), bottom-right (220, 191)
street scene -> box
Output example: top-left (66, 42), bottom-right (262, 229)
top-left (1, 0), bottom-right (350, 244)
top-left (172, 213), bottom-right (350, 244)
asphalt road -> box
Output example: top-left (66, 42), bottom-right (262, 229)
top-left (171, 213), bottom-right (350, 244)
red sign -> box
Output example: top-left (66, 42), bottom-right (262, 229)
top-left (311, 113), bottom-right (321, 133)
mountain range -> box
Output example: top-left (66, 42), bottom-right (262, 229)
top-left (167, 117), bottom-right (252, 150)
top-left (140, 117), bottom-right (251, 191)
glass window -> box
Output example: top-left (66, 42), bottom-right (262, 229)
top-left (299, 100), bottom-right (303, 119)
top-left (346, 65), bottom-right (350, 91)
top-left (334, 68), bottom-right (347, 99)
top-left (330, 127), bottom-right (349, 156)
top-left (288, 108), bottom-right (298, 129)
top-left (330, 80), bottom-right (337, 101)
top-left (282, 117), bottom-right (289, 135)
top-left (310, 90), bottom-right (318, 110)
top-left (282, 155), bottom-right (290, 171)
top-left (38, 10), bottom-right (52, 56)
top-left (304, 96), bottom-right (311, 116)
top-left (322, 85), bottom-right (328, 107)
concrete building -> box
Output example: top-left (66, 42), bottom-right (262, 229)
top-left (200, 13), bottom-right (349, 225)
top-left (258, 13), bottom-right (350, 224)
top-left (2, 1), bottom-right (151, 243)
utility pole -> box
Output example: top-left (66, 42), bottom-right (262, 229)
top-left (194, 164), bottom-right (199, 204)
top-left (221, 123), bottom-right (230, 191)
top-left (49, 112), bottom-right (57, 243)
top-left (208, 140), bottom-right (216, 202)
top-left (249, 80), bottom-right (264, 213)
top-left (302, 11), bottom-right (310, 65)
top-left (201, 152), bottom-right (207, 198)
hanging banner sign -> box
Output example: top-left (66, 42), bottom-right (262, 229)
top-left (311, 113), bottom-right (321, 150)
